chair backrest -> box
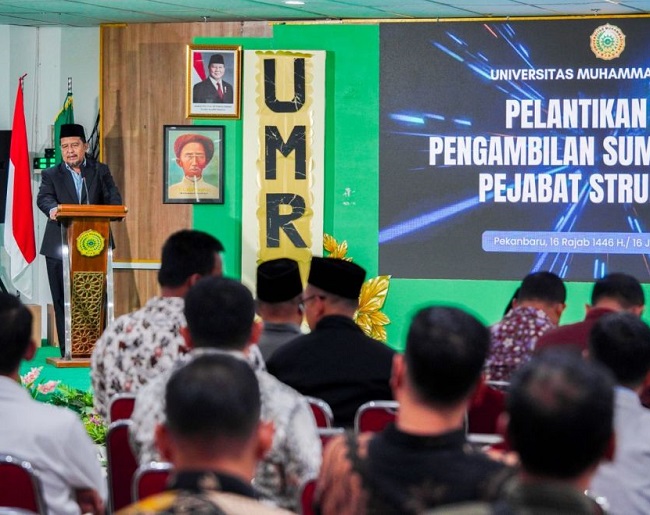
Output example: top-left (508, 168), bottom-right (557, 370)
top-left (299, 478), bottom-right (317, 515)
top-left (485, 380), bottom-right (510, 391)
top-left (306, 396), bottom-right (334, 428)
top-left (467, 433), bottom-right (504, 447)
top-left (106, 420), bottom-right (138, 512)
top-left (132, 462), bottom-right (173, 501)
top-left (354, 401), bottom-right (399, 433)
top-left (317, 427), bottom-right (345, 450)
top-left (108, 393), bottom-right (137, 423)
top-left (467, 382), bottom-right (506, 435)
top-left (0, 455), bottom-right (46, 515)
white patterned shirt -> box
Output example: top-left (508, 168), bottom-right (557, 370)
top-left (129, 348), bottom-right (322, 511)
top-left (91, 296), bottom-right (189, 419)
top-left (0, 376), bottom-right (106, 515)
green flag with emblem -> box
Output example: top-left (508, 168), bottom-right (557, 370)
top-left (53, 90), bottom-right (74, 163)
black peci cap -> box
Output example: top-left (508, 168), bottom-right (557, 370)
top-left (256, 258), bottom-right (303, 303)
top-left (209, 54), bottom-right (225, 66)
top-left (60, 123), bottom-right (86, 142)
top-left (308, 257), bottom-right (366, 300)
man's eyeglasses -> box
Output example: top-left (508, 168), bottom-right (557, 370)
top-left (299, 294), bottom-right (325, 310)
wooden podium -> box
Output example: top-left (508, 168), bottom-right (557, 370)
top-left (46, 204), bottom-right (128, 367)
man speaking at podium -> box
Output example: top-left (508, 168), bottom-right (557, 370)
top-left (37, 123), bottom-right (122, 357)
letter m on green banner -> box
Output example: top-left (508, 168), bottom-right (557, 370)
top-left (53, 92), bottom-right (74, 163)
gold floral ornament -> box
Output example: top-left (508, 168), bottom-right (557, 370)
top-left (76, 230), bottom-right (105, 257)
top-left (323, 233), bottom-right (391, 342)
top-left (355, 275), bottom-right (391, 342)
top-left (323, 233), bottom-right (352, 261)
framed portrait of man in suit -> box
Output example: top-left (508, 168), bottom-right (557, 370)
top-left (163, 125), bottom-right (224, 204)
top-left (186, 45), bottom-right (242, 119)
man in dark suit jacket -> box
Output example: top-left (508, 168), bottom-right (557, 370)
top-left (192, 53), bottom-right (234, 104)
top-left (267, 257), bottom-right (395, 427)
top-left (36, 123), bottom-right (122, 357)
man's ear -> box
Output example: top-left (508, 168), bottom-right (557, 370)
top-left (390, 353), bottom-right (405, 397)
top-left (187, 273), bottom-right (203, 288)
top-left (256, 421), bottom-right (274, 460)
top-left (155, 423), bottom-right (174, 462)
top-left (631, 305), bottom-right (645, 317)
top-left (180, 326), bottom-right (193, 350)
top-left (250, 318), bottom-right (263, 345)
top-left (23, 340), bottom-right (37, 361)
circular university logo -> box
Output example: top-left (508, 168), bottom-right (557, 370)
top-left (76, 230), bottom-right (105, 257)
top-left (590, 24), bottom-right (626, 60)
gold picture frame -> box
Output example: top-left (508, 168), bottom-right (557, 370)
top-left (186, 44), bottom-right (242, 119)
top-left (163, 125), bottom-right (225, 204)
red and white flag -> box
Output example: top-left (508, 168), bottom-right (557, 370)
top-left (192, 51), bottom-right (207, 83)
top-left (4, 76), bottom-right (36, 297)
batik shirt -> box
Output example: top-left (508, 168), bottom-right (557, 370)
top-left (485, 305), bottom-right (556, 382)
top-left (91, 296), bottom-right (189, 419)
top-left (130, 349), bottom-right (321, 512)
top-left (315, 426), bottom-right (512, 515)
top-left (118, 470), bottom-right (295, 515)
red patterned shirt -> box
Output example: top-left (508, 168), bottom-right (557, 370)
top-left (485, 306), bottom-right (556, 382)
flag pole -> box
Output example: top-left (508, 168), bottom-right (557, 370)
top-left (53, 79), bottom-right (75, 162)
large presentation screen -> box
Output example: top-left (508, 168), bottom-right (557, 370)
top-left (379, 19), bottom-right (650, 282)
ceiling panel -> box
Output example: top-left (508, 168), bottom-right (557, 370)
top-left (0, 0), bottom-right (646, 26)
top-left (385, 7), bottom-right (486, 17)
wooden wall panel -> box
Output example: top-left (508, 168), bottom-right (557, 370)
top-left (101, 21), bottom-right (272, 316)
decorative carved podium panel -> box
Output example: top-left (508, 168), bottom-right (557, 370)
top-left (46, 204), bottom-right (128, 367)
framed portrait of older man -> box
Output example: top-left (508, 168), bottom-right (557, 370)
top-left (187, 45), bottom-right (242, 118)
top-left (163, 125), bottom-right (224, 204)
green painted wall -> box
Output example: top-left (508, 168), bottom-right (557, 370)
top-left (192, 25), bottom-right (650, 352)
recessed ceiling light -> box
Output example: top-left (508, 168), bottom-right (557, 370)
top-left (285, 1), bottom-right (305, 5)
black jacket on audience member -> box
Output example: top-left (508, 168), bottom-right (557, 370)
top-left (267, 315), bottom-right (395, 427)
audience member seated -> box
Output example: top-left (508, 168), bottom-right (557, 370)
top-left (91, 230), bottom-right (224, 418)
top-left (256, 258), bottom-right (304, 361)
top-left (315, 306), bottom-right (512, 515)
top-left (0, 293), bottom-right (106, 514)
top-left (119, 353), bottom-right (294, 514)
top-left (588, 313), bottom-right (650, 515)
top-left (267, 257), bottom-right (395, 427)
top-left (130, 277), bottom-right (320, 511)
top-left (535, 272), bottom-right (644, 354)
top-left (485, 271), bottom-right (566, 382)
top-left (433, 350), bottom-right (615, 515)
